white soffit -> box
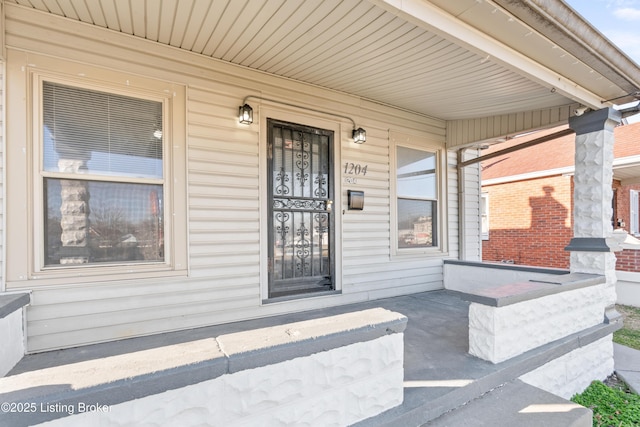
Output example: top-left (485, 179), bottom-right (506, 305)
top-left (429, 0), bottom-right (622, 105)
top-left (614, 158), bottom-right (640, 185)
top-left (4, 0), bottom-right (627, 121)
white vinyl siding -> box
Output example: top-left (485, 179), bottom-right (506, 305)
top-left (6, 6), bottom-right (449, 352)
top-left (446, 105), bottom-right (576, 149)
top-left (447, 149), bottom-right (481, 262)
top-left (341, 128), bottom-right (446, 299)
top-left (187, 87), bottom-right (261, 283)
top-left (462, 150), bottom-right (482, 261)
top-left (447, 150), bottom-right (460, 259)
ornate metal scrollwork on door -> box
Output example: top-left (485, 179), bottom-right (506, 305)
top-left (273, 198), bottom-right (327, 210)
top-left (294, 132), bottom-right (310, 187)
top-left (275, 167), bottom-right (290, 195)
top-left (275, 212), bottom-right (290, 242)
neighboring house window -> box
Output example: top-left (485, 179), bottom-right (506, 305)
top-left (631, 190), bottom-right (640, 235)
top-left (481, 193), bottom-right (489, 240)
top-left (395, 145), bottom-right (439, 250)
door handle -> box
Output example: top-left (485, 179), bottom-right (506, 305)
top-left (326, 200), bottom-right (333, 213)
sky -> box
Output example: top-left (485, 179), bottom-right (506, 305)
top-left (564, 0), bottom-right (640, 64)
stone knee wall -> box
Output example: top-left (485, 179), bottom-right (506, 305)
top-left (0, 309), bottom-right (25, 377)
top-left (469, 285), bottom-right (605, 363)
top-left (519, 336), bottom-right (614, 399)
top-left (1, 307), bottom-right (406, 427)
top-left (0, 294), bottom-right (29, 377)
top-left (34, 334), bottom-right (404, 427)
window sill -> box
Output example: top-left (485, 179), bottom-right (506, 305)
top-left (8, 267), bottom-right (188, 289)
top-left (391, 248), bottom-right (448, 261)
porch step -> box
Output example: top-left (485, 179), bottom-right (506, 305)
top-left (423, 380), bottom-right (592, 427)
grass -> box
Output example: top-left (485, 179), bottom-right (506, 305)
top-left (571, 380), bottom-right (640, 427)
top-left (614, 305), bottom-right (640, 351)
top-left (569, 304), bottom-right (640, 426)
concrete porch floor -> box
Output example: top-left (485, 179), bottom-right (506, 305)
top-left (7, 290), bottom-right (602, 426)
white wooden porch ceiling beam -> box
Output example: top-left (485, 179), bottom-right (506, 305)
top-left (371, 0), bottom-right (603, 108)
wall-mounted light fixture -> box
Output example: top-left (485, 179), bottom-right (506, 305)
top-left (238, 95), bottom-right (366, 143)
top-left (239, 104), bottom-right (253, 124)
top-left (352, 127), bottom-right (366, 144)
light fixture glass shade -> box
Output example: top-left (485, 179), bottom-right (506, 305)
top-left (352, 127), bottom-right (366, 144)
top-left (239, 104), bottom-right (253, 124)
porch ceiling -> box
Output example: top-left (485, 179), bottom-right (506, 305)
top-left (614, 163), bottom-right (640, 186)
top-left (6, 0), bottom-right (639, 122)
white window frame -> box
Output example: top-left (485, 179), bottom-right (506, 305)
top-left (631, 189), bottom-right (639, 235)
top-left (6, 59), bottom-right (187, 286)
top-left (390, 137), bottom-right (447, 258)
top-left (481, 192), bottom-right (490, 240)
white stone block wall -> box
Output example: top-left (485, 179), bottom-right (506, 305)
top-left (616, 271), bottom-right (640, 307)
top-left (0, 308), bottom-right (25, 377)
top-left (520, 336), bottom-right (614, 399)
top-left (469, 285), bottom-right (605, 363)
top-left (35, 334), bottom-right (404, 427)
top-left (570, 252), bottom-right (618, 309)
top-left (444, 262), bottom-right (566, 291)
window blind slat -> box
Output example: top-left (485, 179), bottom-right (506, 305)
top-left (43, 81), bottom-right (163, 179)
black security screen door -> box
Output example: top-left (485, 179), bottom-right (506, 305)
top-left (268, 119), bottom-right (334, 298)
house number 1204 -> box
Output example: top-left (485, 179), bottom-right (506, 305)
top-left (344, 162), bottom-right (368, 175)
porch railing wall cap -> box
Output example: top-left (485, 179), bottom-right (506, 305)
top-left (0, 308), bottom-right (407, 427)
top-left (0, 293), bottom-right (30, 320)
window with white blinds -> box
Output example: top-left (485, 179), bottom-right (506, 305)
top-left (43, 82), bottom-right (163, 178)
top-left (41, 81), bottom-right (166, 266)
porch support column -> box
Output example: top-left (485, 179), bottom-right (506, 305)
top-left (566, 107), bottom-right (621, 323)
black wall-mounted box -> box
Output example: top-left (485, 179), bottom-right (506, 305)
top-left (348, 190), bottom-right (364, 210)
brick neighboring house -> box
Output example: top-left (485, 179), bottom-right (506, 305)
top-left (481, 122), bottom-right (640, 271)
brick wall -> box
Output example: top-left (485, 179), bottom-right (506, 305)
top-left (483, 176), bottom-right (640, 271)
top-left (615, 182), bottom-right (640, 272)
top-left (616, 249), bottom-right (640, 272)
top-left (482, 175), bottom-right (573, 269)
